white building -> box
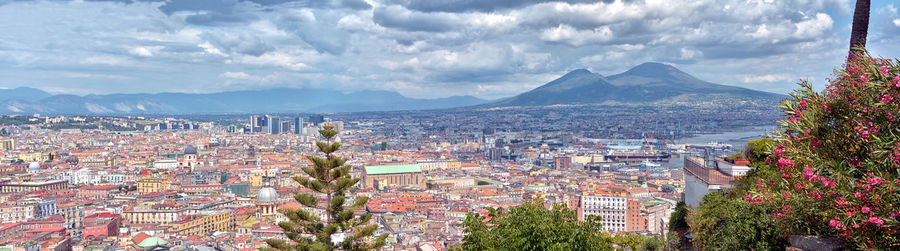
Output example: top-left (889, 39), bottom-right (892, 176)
top-left (153, 159), bottom-right (179, 169)
top-left (581, 194), bottom-right (628, 233)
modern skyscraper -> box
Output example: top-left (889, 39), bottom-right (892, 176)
top-left (309, 114), bottom-right (324, 125)
top-left (293, 116), bottom-right (304, 134)
top-left (267, 116), bottom-right (280, 134)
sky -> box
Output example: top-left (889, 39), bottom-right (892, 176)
top-left (0, 0), bottom-right (898, 100)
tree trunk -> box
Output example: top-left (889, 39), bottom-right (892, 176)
top-left (849, 0), bottom-right (870, 53)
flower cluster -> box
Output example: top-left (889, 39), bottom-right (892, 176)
top-left (746, 53), bottom-right (900, 249)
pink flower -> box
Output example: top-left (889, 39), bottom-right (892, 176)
top-left (853, 224), bottom-right (860, 229)
top-left (868, 217), bottom-right (885, 226)
top-left (777, 157), bottom-right (793, 168)
top-left (892, 212), bottom-right (900, 217)
top-left (881, 66), bottom-right (888, 74)
top-left (829, 219), bottom-right (839, 227)
top-left (744, 193), bottom-right (753, 201)
top-left (867, 177), bottom-right (884, 185)
top-left (774, 148), bottom-right (784, 156)
top-left (862, 206), bottom-right (871, 214)
top-left (802, 166), bottom-right (814, 179)
top-left (882, 95), bottom-right (895, 104)
top-left (861, 75), bottom-right (867, 82)
top-left (854, 192), bottom-right (863, 198)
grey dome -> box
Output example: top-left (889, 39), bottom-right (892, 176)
top-left (257, 187), bottom-right (278, 203)
top-left (184, 146), bottom-right (198, 155)
top-left (28, 162), bottom-right (40, 170)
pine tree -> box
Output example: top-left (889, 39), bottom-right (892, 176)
top-left (262, 125), bottom-right (387, 251)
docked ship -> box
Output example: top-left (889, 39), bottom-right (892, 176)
top-left (604, 150), bottom-right (671, 162)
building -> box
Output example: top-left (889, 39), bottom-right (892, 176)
top-left (0, 180), bottom-right (68, 193)
top-left (293, 116), bottom-right (304, 134)
top-left (309, 114), bottom-right (324, 125)
top-left (182, 146), bottom-right (199, 170)
top-left (267, 115), bottom-right (281, 134)
top-left (137, 177), bottom-right (168, 194)
top-left (580, 191), bottom-right (647, 233)
top-left (256, 187), bottom-right (279, 218)
top-left (168, 210), bottom-right (234, 237)
top-left (153, 159), bottom-right (179, 169)
top-left (83, 213), bottom-right (121, 240)
top-left (78, 185), bottom-right (119, 199)
top-left (0, 138), bottom-right (14, 151)
top-left (362, 164), bottom-right (426, 189)
top-left (683, 157), bottom-right (743, 207)
top-left (553, 156), bottom-right (571, 169)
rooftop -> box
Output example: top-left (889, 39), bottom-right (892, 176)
top-left (364, 164), bottom-right (423, 175)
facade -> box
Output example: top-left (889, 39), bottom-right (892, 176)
top-left (580, 192), bottom-right (647, 233)
top-left (137, 177), bottom-right (168, 194)
top-left (0, 180), bottom-right (68, 193)
top-left (363, 164), bottom-right (426, 189)
top-left (553, 157), bottom-right (571, 169)
top-left (168, 210), bottom-right (234, 237)
top-left (153, 159), bottom-right (179, 169)
top-left (83, 213), bottom-right (120, 239)
top-left (78, 185), bottom-right (119, 199)
top-left (683, 157), bottom-right (737, 207)
top-left (267, 115), bottom-right (281, 134)
top-left (293, 116), bottom-right (303, 134)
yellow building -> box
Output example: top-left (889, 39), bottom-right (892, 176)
top-left (0, 139), bottom-right (14, 151)
top-left (0, 180), bottom-right (68, 193)
top-left (137, 177), bottom-right (169, 194)
top-left (17, 152), bottom-right (48, 162)
top-left (249, 173), bottom-right (263, 187)
top-left (168, 210), bottom-right (235, 237)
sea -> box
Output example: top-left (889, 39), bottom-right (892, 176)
top-left (666, 125), bottom-right (776, 169)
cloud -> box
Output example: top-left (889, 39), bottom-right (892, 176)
top-left (0, 0), bottom-right (893, 99)
top-left (373, 5), bottom-right (460, 32)
top-left (220, 71), bottom-right (250, 79)
top-left (540, 24), bottom-right (613, 46)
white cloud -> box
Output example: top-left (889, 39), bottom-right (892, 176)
top-left (128, 46), bottom-right (163, 57)
top-left (220, 71), bottom-right (250, 79)
top-left (742, 74), bottom-right (794, 83)
top-left (540, 24), bottom-right (613, 46)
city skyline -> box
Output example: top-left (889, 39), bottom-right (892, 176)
top-left (0, 0), bottom-right (898, 99)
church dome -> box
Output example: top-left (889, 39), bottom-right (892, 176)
top-left (257, 187), bottom-right (278, 203)
top-left (184, 145), bottom-right (198, 155)
top-left (28, 162), bottom-right (40, 170)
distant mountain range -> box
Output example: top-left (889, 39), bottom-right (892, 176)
top-left (0, 62), bottom-right (784, 114)
top-left (0, 88), bottom-right (490, 114)
top-left (488, 62), bottom-right (785, 107)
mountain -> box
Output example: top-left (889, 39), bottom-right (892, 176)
top-left (0, 88), bottom-right (490, 114)
top-left (0, 87), bottom-right (52, 102)
top-left (489, 62), bottom-right (785, 107)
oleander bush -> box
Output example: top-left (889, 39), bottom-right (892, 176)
top-left (744, 52), bottom-right (900, 249)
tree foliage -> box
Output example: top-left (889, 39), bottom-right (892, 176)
top-left (262, 126), bottom-right (388, 251)
top-left (688, 191), bottom-right (786, 250)
top-left (667, 202), bottom-right (689, 231)
top-left (458, 200), bottom-right (613, 251)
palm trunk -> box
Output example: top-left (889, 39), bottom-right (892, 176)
top-left (849, 0), bottom-right (870, 53)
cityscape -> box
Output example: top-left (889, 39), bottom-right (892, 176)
top-left (0, 0), bottom-right (898, 251)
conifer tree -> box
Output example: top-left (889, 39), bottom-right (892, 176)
top-left (263, 125), bottom-right (387, 251)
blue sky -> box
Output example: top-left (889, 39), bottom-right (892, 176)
top-left (0, 0), bottom-right (898, 99)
